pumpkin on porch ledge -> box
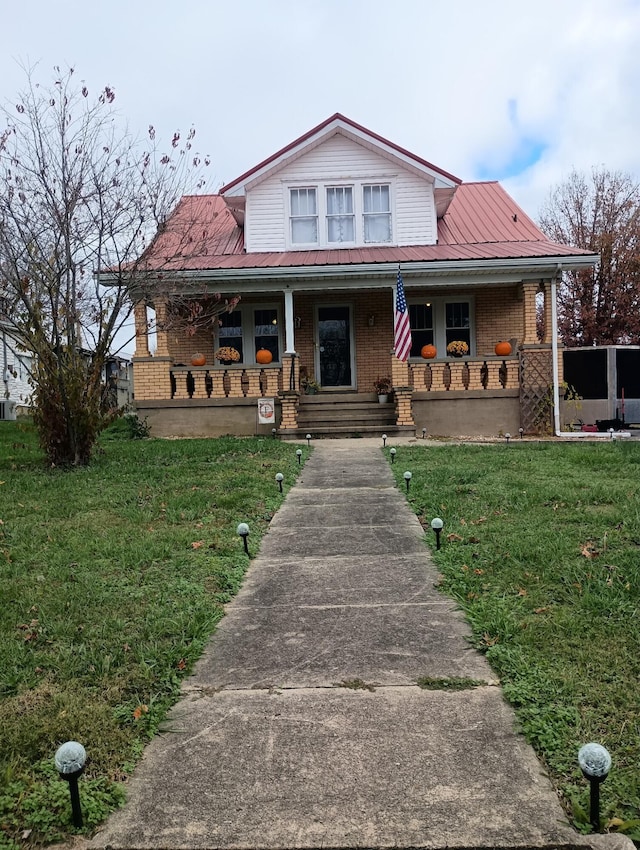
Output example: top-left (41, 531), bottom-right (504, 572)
top-left (190, 353), bottom-right (206, 366)
top-left (421, 344), bottom-right (437, 359)
top-left (494, 341), bottom-right (512, 356)
top-left (256, 348), bottom-right (273, 365)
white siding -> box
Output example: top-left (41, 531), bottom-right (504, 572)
top-left (245, 134), bottom-right (436, 252)
top-left (1, 332), bottom-right (32, 414)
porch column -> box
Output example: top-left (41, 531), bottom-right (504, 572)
top-left (134, 301), bottom-right (150, 358)
top-left (284, 290), bottom-right (296, 354)
top-left (522, 282), bottom-right (539, 345)
top-left (391, 354), bottom-right (415, 427)
top-left (154, 299), bottom-right (170, 357)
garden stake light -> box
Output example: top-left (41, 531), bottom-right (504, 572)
top-left (422, 427), bottom-right (426, 439)
top-left (237, 522), bottom-right (250, 555)
top-left (275, 472), bottom-right (284, 493)
top-left (296, 448), bottom-right (302, 465)
top-left (272, 428), bottom-right (277, 438)
top-left (382, 433), bottom-right (387, 446)
top-left (306, 433), bottom-right (311, 446)
top-left (609, 428), bottom-right (615, 440)
top-left (404, 471), bottom-right (412, 493)
top-left (390, 447), bottom-right (396, 463)
top-left (519, 427), bottom-right (524, 439)
top-left (55, 741), bottom-right (86, 828)
top-left (430, 517), bottom-right (444, 550)
top-left (505, 432), bottom-right (511, 445)
top-left (578, 743), bottom-right (611, 832)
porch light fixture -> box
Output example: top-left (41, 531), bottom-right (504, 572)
top-left (306, 433), bottom-right (311, 446)
top-left (390, 447), bottom-right (396, 463)
top-left (296, 448), bottom-right (302, 464)
top-left (404, 471), bottom-right (412, 493)
top-left (368, 314), bottom-right (375, 327)
top-left (382, 433), bottom-right (387, 446)
top-left (578, 743), bottom-right (611, 832)
top-left (275, 472), bottom-right (284, 493)
top-left (55, 741), bottom-right (86, 828)
top-left (430, 517), bottom-right (444, 550)
top-left (237, 522), bottom-right (250, 555)
top-left (294, 316), bottom-right (302, 329)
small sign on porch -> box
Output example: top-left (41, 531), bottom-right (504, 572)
top-left (257, 398), bottom-right (275, 424)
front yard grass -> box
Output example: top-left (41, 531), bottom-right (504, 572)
top-left (390, 440), bottom-right (640, 838)
top-left (0, 422), bottom-right (303, 848)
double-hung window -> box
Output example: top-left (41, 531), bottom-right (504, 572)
top-left (408, 298), bottom-right (474, 357)
top-left (290, 188), bottom-right (318, 245)
top-left (408, 304), bottom-right (434, 357)
top-left (363, 184), bottom-right (391, 243)
top-left (445, 302), bottom-right (471, 349)
top-left (326, 187), bottom-right (354, 244)
top-left (217, 307), bottom-right (281, 364)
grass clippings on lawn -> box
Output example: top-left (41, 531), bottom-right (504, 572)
top-left (0, 421), bottom-right (305, 848)
top-left (389, 440), bottom-right (640, 839)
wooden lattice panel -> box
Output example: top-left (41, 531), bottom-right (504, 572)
top-left (520, 348), bottom-right (553, 433)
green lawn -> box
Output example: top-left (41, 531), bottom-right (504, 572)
top-left (0, 421), bottom-right (303, 848)
top-left (389, 440), bottom-right (640, 839)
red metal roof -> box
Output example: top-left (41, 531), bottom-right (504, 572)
top-left (144, 181), bottom-right (593, 274)
top-left (220, 113), bottom-right (462, 195)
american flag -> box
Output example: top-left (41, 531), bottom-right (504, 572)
top-left (394, 270), bottom-right (412, 361)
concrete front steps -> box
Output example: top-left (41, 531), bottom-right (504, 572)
top-left (285, 391), bottom-right (414, 438)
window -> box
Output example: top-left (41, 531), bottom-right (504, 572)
top-left (445, 302), bottom-right (471, 348)
top-left (290, 188), bottom-right (318, 245)
top-left (326, 187), bottom-right (354, 243)
top-left (288, 180), bottom-right (393, 248)
top-left (216, 306), bottom-right (281, 364)
top-left (408, 298), bottom-right (473, 357)
top-left (408, 304), bottom-right (434, 357)
top-left (363, 184), bottom-right (391, 243)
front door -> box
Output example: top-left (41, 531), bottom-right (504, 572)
top-left (317, 305), bottom-right (353, 388)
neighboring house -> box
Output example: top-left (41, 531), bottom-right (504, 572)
top-left (129, 114), bottom-right (598, 437)
top-left (1, 324), bottom-right (32, 420)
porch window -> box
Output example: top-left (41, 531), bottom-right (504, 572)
top-left (218, 311), bottom-right (244, 361)
top-left (408, 303), bottom-right (434, 358)
top-left (290, 188), bottom-right (318, 245)
top-left (254, 308), bottom-right (280, 362)
top-left (363, 184), bottom-right (391, 243)
top-left (445, 302), bottom-right (471, 348)
top-left (326, 187), bottom-right (354, 243)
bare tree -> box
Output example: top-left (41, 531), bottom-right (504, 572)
top-left (539, 167), bottom-right (640, 346)
top-left (0, 66), bottom-right (226, 465)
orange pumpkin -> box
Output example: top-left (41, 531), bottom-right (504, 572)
top-left (256, 348), bottom-right (273, 365)
top-left (494, 341), bottom-right (512, 356)
top-left (421, 344), bottom-right (437, 359)
top-left (191, 353), bottom-right (206, 366)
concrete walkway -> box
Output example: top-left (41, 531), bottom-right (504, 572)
top-left (92, 441), bottom-right (624, 850)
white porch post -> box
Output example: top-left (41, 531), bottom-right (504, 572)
top-left (284, 289), bottom-right (296, 354)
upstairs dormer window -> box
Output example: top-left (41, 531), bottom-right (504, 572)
top-left (288, 180), bottom-right (394, 249)
top-left (363, 184), bottom-right (391, 243)
top-left (290, 188), bottom-right (318, 245)
top-left (326, 187), bottom-right (354, 244)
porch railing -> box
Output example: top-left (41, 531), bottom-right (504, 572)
top-left (409, 356), bottom-right (519, 392)
top-left (170, 365), bottom-right (282, 400)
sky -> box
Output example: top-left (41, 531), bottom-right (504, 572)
top-left (2, 0), bottom-right (639, 354)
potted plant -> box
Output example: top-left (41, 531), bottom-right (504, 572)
top-left (446, 340), bottom-right (469, 358)
top-left (214, 346), bottom-right (241, 365)
top-left (374, 375), bottom-right (392, 403)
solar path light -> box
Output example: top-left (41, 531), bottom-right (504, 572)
top-left (505, 432), bottom-right (511, 445)
top-left (430, 517), bottom-right (444, 550)
top-left (578, 743), bottom-right (611, 832)
top-left (272, 427), bottom-right (277, 438)
top-left (382, 433), bottom-right (387, 447)
top-left (237, 522), bottom-right (250, 555)
top-left (519, 427), bottom-right (524, 439)
top-left (422, 427), bottom-right (426, 439)
top-left (296, 448), bottom-right (302, 465)
top-left (404, 471), bottom-right (412, 493)
top-left (55, 741), bottom-right (86, 828)
top-left (275, 472), bottom-right (284, 493)
top-left (306, 433), bottom-right (311, 446)
top-left (390, 447), bottom-right (396, 463)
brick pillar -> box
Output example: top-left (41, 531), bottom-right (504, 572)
top-left (522, 282), bottom-right (539, 345)
top-left (391, 354), bottom-right (414, 426)
top-left (542, 280), bottom-right (553, 344)
top-left (154, 299), bottom-right (170, 357)
top-left (132, 358), bottom-right (173, 400)
top-left (134, 301), bottom-right (150, 357)
top-left (279, 391), bottom-right (299, 432)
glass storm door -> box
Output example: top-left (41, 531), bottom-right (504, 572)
top-left (317, 306), bottom-right (352, 387)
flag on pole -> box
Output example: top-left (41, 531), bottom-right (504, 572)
top-left (394, 270), bottom-right (412, 361)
